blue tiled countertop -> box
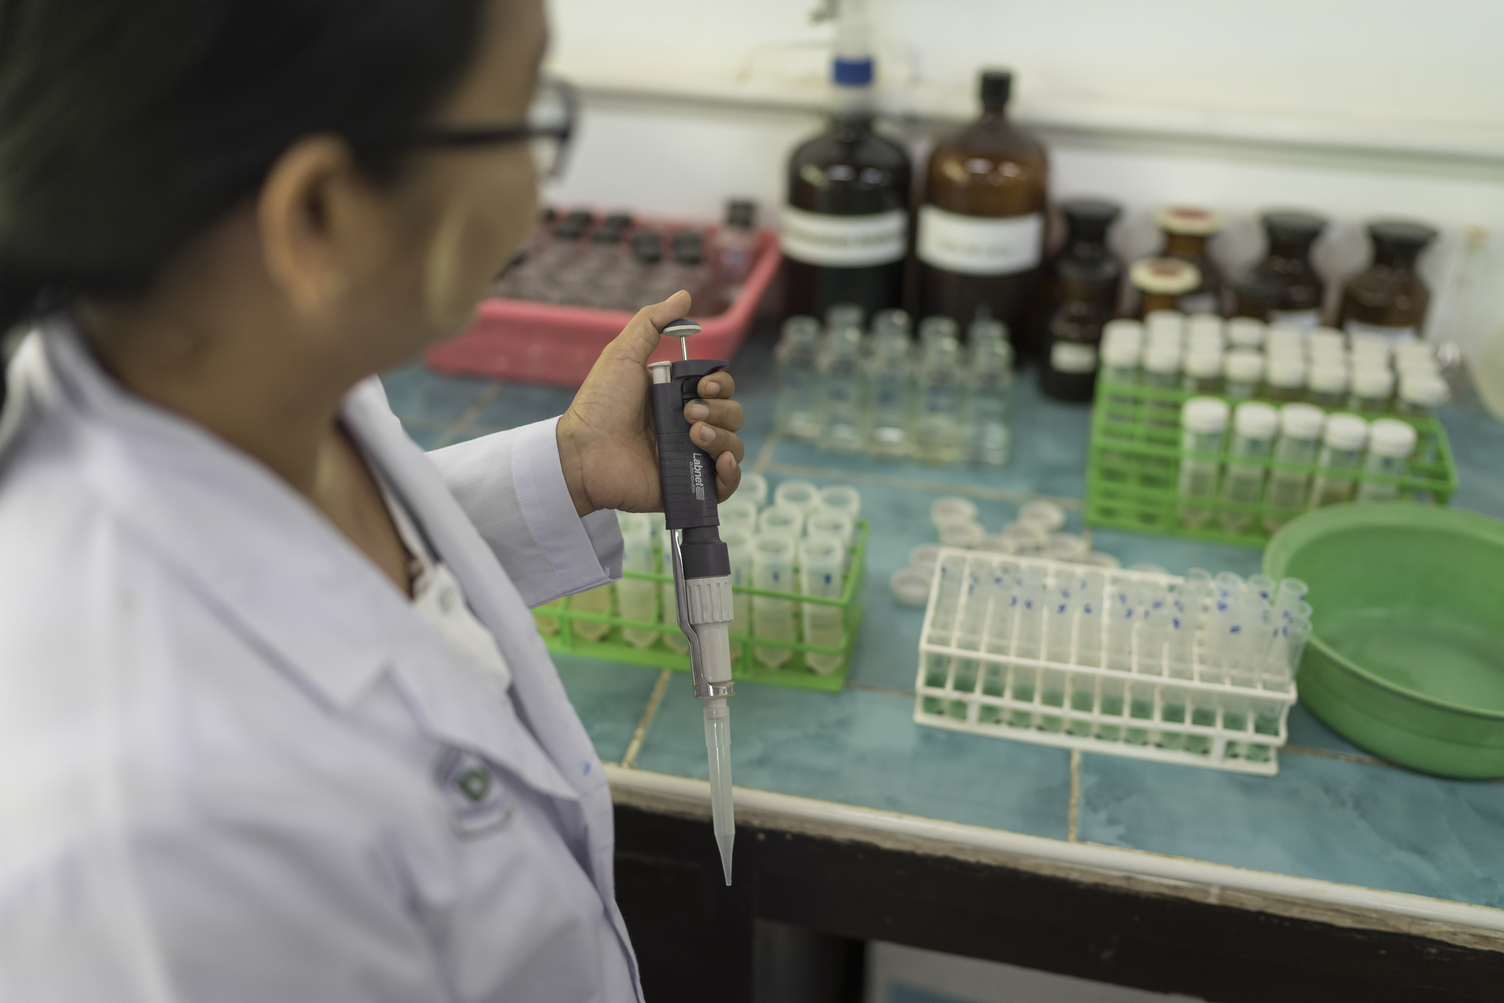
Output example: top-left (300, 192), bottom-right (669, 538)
top-left (384, 330), bottom-right (1504, 935)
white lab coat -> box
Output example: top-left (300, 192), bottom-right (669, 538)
top-left (0, 320), bottom-right (642, 1003)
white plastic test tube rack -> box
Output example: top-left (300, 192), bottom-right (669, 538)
top-left (913, 550), bottom-right (1300, 775)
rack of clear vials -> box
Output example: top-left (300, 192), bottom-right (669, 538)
top-left (914, 550), bottom-right (1308, 775)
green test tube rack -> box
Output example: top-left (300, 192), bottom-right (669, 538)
top-left (1084, 377), bottom-right (1459, 548)
top-left (534, 520), bottom-right (869, 693)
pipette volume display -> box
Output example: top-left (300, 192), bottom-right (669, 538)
top-left (648, 318), bottom-right (737, 885)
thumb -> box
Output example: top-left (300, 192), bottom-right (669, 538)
top-left (606, 290), bottom-right (692, 365)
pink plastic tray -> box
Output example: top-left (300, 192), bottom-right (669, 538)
top-left (426, 229), bottom-right (781, 388)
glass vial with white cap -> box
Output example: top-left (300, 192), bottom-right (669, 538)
top-left (1224, 349), bottom-right (1264, 399)
top-left (963, 334), bottom-right (1014, 465)
top-left (617, 512), bottom-right (660, 648)
top-left (1306, 362), bottom-right (1349, 409)
top-left (1355, 419), bottom-right (1418, 502)
top-left (1309, 412), bottom-right (1371, 508)
top-left (751, 534), bottom-right (797, 669)
top-left (1264, 355), bottom-right (1307, 403)
top-left (1177, 396), bottom-right (1231, 528)
top-left (1219, 402), bottom-right (1279, 534)
top-left (1182, 348), bottom-right (1224, 394)
top-left (819, 322), bottom-right (865, 451)
top-left (798, 534), bottom-right (847, 673)
top-left (1348, 366), bottom-right (1395, 413)
top-left (1263, 403), bottom-right (1325, 531)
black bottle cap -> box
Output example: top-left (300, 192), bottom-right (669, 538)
top-left (980, 69), bottom-right (1012, 109)
top-left (552, 221), bottom-right (585, 241)
top-left (603, 212), bottom-right (633, 229)
top-left (593, 224), bottom-right (626, 245)
top-left (563, 209), bottom-right (593, 228)
top-left (631, 231), bottom-right (663, 263)
top-left (1261, 210), bottom-right (1327, 243)
top-left (1368, 219), bottom-right (1438, 251)
top-left (725, 199), bottom-right (757, 229)
top-left (1060, 199), bottom-right (1121, 241)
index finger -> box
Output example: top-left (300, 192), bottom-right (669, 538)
top-left (698, 371), bottom-right (735, 399)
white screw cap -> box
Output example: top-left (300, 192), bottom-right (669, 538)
top-left (1224, 349), bottom-right (1264, 382)
top-left (1323, 412), bottom-right (1370, 450)
top-left (1182, 396), bottom-right (1231, 433)
top-left (1368, 418), bottom-right (1418, 458)
top-left (1278, 402), bottom-right (1326, 440)
top-left (1234, 401), bottom-right (1279, 438)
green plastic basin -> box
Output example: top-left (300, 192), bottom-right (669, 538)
top-left (1264, 503), bottom-right (1504, 779)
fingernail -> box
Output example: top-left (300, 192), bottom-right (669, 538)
top-left (726, 453), bottom-right (739, 471)
top-left (703, 381), bottom-right (720, 397)
top-left (686, 400), bottom-right (709, 421)
top-left (697, 425), bottom-right (715, 444)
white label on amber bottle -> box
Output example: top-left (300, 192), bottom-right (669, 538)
top-left (917, 206), bottom-right (1043, 276)
top-left (1050, 342), bottom-right (1098, 374)
top-left (779, 205), bottom-right (906, 268)
top-left (1345, 319), bottom-right (1419, 342)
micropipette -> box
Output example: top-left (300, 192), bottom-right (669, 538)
top-left (648, 318), bottom-right (737, 885)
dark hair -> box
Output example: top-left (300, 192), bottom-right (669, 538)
top-left (0, 0), bottom-right (488, 335)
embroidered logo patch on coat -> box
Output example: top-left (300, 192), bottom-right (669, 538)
top-left (434, 747), bottom-right (516, 838)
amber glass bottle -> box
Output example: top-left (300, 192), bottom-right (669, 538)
top-left (1250, 211), bottom-right (1327, 328)
top-left (1034, 199), bottom-right (1121, 338)
top-left (782, 56), bottom-right (911, 321)
top-left (1042, 258), bottom-right (1116, 402)
top-left (1154, 206), bottom-right (1224, 315)
top-left (1130, 258), bottom-right (1200, 318)
top-left (917, 70), bottom-right (1048, 353)
top-left (1338, 220), bottom-right (1438, 341)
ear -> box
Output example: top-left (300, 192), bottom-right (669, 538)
top-left (256, 135), bottom-right (381, 318)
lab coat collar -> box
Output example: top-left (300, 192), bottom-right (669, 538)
top-left (27, 321), bottom-right (584, 804)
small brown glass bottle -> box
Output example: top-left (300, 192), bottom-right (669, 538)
top-left (1031, 198), bottom-right (1121, 347)
top-left (1129, 257), bottom-right (1200, 318)
top-left (1250, 211), bottom-right (1327, 328)
top-left (1339, 220), bottom-right (1438, 341)
top-left (1042, 258), bottom-right (1116, 402)
top-left (917, 69), bottom-right (1048, 352)
top-left (1153, 206), bottom-right (1224, 314)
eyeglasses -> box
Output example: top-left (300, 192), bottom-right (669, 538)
top-left (394, 77), bottom-right (578, 180)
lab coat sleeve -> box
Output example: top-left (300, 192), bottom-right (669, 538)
top-left (425, 416), bottom-right (623, 608)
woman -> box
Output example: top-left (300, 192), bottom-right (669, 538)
top-left (0, 0), bottom-right (745, 999)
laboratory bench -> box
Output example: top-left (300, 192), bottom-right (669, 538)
top-left (383, 325), bottom-right (1504, 1003)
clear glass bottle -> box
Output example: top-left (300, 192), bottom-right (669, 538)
top-left (861, 321), bottom-right (913, 457)
top-left (1177, 397), bottom-right (1230, 528)
top-left (1252, 211), bottom-right (1328, 328)
top-left (1339, 220), bottom-right (1439, 342)
top-left (917, 69), bottom-right (1048, 352)
top-left (912, 334), bottom-right (965, 465)
top-left (1219, 402), bottom-right (1278, 534)
top-left (1262, 404), bottom-right (1325, 531)
top-left (1041, 258), bottom-right (1115, 402)
top-left (774, 316), bottom-right (823, 440)
top-left (1130, 258), bottom-right (1200, 319)
top-left (782, 46), bottom-right (911, 320)
top-left (1355, 419), bottom-right (1418, 502)
top-left (820, 323), bottom-right (865, 452)
top-left (1308, 413), bottom-right (1370, 508)
top-left (963, 336), bottom-right (1014, 465)
top-left (1154, 206), bottom-right (1225, 315)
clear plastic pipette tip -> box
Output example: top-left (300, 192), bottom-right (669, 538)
top-left (703, 698), bottom-right (735, 885)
